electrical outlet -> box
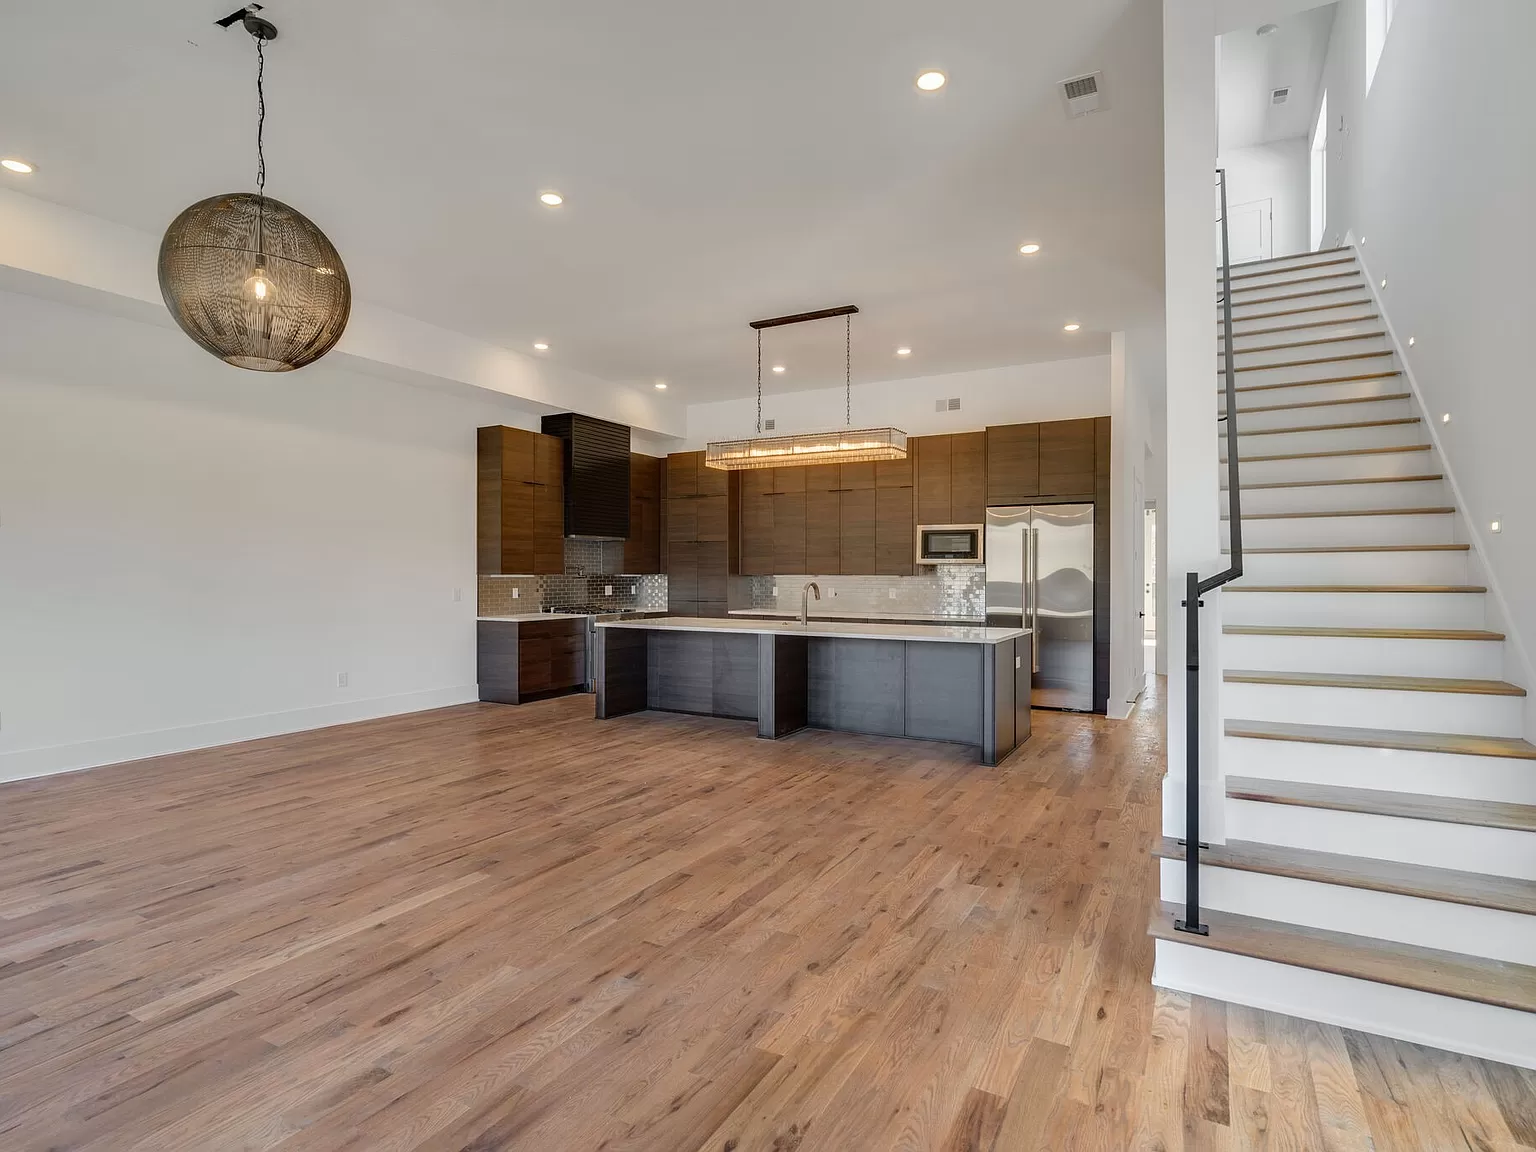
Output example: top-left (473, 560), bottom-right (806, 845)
top-left (630, 585), bottom-right (636, 595)
top-left (512, 587), bottom-right (520, 599)
top-left (336, 671), bottom-right (349, 688)
top-left (888, 588), bottom-right (897, 599)
top-left (453, 587), bottom-right (462, 602)
top-left (604, 584), bottom-right (613, 596)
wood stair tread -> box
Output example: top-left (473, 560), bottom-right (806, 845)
top-left (1229, 299), bottom-right (1381, 325)
top-left (1228, 350), bottom-right (1392, 374)
top-left (1224, 776), bottom-right (1536, 832)
top-left (1232, 417), bottom-right (1420, 437)
top-left (1224, 718), bottom-right (1536, 759)
top-left (1226, 584), bottom-right (1485, 593)
top-left (1155, 836), bottom-right (1536, 916)
top-left (1223, 544), bottom-right (1469, 554)
top-left (1221, 507), bottom-right (1454, 521)
top-left (1222, 474), bottom-right (1444, 492)
top-left (1226, 270), bottom-right (1361, 293)
top-left (1221, 443), bottom-right (1429, 463)
top-left (1222, 245), bottom-right (1353, 272)
top-left (1225, 669), bottom-right (1526, 696)
top-left (1223, 625), bottom-right (1503, 641)
top-left (1225, 370), bottom-right (1403, 395)
top-left (1148, 901), bottom-right (1536, 1014)
top-left (1223, 333), bottom-right (1386, 356)
top-left (1229, 392), bottom-right (1411, 415)
top-left (1224, 314), bottom-right (1381, 341)
top-left (1219, 284), bottom-right (1370, 310)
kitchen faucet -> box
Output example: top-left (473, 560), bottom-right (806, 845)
top-left (800, 581), bottom-right (821, 625)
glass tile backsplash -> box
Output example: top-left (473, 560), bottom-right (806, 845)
top-left (746, 567), bottom-right (985, 619)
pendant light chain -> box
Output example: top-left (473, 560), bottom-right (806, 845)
top-left (253, 29), bottom-right (268, 258)
top-left (844, 314), bottom-right (851, 426)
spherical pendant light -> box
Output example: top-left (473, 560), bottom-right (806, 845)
top-left (158, 15), bottom-right (351, 372)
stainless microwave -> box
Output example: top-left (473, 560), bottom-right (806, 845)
top-left (917, 524), bottom-right (984, 564)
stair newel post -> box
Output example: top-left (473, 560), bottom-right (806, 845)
top-left (1177, 570), bottom-right (1209, 935)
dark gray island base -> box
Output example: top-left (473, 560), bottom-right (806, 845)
top-left (594, 618), bottom-right (1031, 766)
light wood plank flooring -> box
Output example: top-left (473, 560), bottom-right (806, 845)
top-left (1, 681), bottom-right (1532, 1150)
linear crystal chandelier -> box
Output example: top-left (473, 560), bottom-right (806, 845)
top-left (705, 305), bottom-right (908, 471)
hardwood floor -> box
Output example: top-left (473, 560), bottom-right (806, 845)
top-left (1, 682), bottom-right (1532, 1150)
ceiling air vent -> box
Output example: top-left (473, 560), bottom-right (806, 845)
top-left (1060, 72), bottom-right (1106, 117)
top-left (1271, 87), bottom-right (1290, 105)
top-left (934, 397), bottom-right (961, 413)
top-left (763, 418), bottom-right (775, 431)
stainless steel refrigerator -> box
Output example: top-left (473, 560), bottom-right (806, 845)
top-left (985, 505), bottom-right (1095, 711)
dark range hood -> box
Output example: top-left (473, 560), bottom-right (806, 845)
top-left (540, 413), bottom-right (631, 538)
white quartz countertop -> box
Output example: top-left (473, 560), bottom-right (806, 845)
top-left (728, 608), bottom-right (986, 624)
top-left (596, 615), bottom-right (1029, 644)
top-left (477, 613), bottom-right (590, 622)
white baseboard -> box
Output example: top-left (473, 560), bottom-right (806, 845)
top-left (0, 685), bottom-right (481, 783)
top-left (1154, 938), bottom-right (1536, 1071)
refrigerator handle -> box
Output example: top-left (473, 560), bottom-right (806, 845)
top-left (1029, 526), bottom-right (1041, 673)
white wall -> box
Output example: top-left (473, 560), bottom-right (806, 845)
top-left (0, 290), bottom-right (539, 781)
top-left (1313, 0), bottom-right (1536, 730)
top-left (1219, 138), bottom-right (1311, 258)
top-left (683, 356), bottom-right (1111, 450)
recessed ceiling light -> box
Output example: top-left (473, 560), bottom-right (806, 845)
top-left (654, 381), bottom-right (667, 390)
top-left (533, 342), bottom-right (549, 350)
top-left (916, 70), bottom-right (947, 92)
top-left (771, 364), bottom-right (786, 374)
top-left (1018, 243), bottom-right (1041, 255)
top-left (1257, 23), bottom-right (1278, 35)
top-left (539, 192), bottom-right (563, 206)
top-left (896, 347), bottom-right (912, 356)
top-left (1, 158), bottom-right (34, 174)
top-left (1491, 520), bottom-right (1502, 534)
top-left (1063, 323), bottom-right (1081, 332)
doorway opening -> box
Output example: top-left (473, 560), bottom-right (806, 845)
top-left (1143, 504), bottom-right (1157, 678)
top-left (1310, 90), bottom-right (1329, 250)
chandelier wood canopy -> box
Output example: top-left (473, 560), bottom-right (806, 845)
top-left (158, 10), bottom-right (351, 372)
top-left (704, 305), bottom-right (909, 471)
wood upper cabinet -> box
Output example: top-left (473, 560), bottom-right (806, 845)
top-left (665, 451), bottom-right (735, 614)
top-left (478, 426), bottom-right (565, 575)
top-left (986, 423), bottom-right (1040, 507)
top-left (1038, 418), bottom-right (1097, 497)
top-left (839, 487), bottom-right (875, 574)
top-left (739, 471), bottom-right (774, 576)
top-left (873, 456), bottom-right (914, 575)
top-left (804, 465), bottom-right (841, 574)
top-left (623, 453), bottom-right (663, 574)
top-left (914, 435), bottom-right (953, 525)
top-left (950, 431), bottom-right (985, 522)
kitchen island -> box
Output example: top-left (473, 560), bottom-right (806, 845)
top-left (594, 617), bottom-right (1031, 765)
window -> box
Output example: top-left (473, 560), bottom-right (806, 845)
top-left (1366, 0), bottom-right (1398, 92)
top-left (1310, 91), bottom-right (1328, 251)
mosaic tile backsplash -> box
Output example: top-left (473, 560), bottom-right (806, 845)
top-left (747, 567), bottom-right (986, 619)
top-left (478, 538), bottom-right (667, 615)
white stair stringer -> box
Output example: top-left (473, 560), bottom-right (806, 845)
top-left (1159, 244), bottom-right (1536, 1068)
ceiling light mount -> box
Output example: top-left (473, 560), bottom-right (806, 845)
top-left (215, 5), bottom-right (277, 40)
top-left (916, 70), bottom-right (947, 91)
top-left (0, 158), bottom-right (34, 174)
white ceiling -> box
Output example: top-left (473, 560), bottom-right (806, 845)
top-left (1219, 3), bottom-right (1336, 152)
top-left (0, 0), bottom-right (1166, 405)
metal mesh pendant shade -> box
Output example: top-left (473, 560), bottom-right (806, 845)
top-left (158, 192), bottom-right (351, 372)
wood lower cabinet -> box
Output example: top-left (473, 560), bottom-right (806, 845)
top-left (478, 617), bottom-right (587, 704)
top-left (477, 426), bottom-right (566, 575)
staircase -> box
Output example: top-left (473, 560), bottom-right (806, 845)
top-left (1150, 245), bottom-right (1536, 1070)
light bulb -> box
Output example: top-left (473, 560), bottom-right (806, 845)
top-left (243, 267), bottom-right (275, 304)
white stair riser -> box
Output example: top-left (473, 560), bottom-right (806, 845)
top-left (1154, 941), bottom-right (1536, 1071)
top-left (1229, 396), bottom-right (1416, 433)
top-left (1224, 799), bottom-right (1536, 880)
top-left (1227, 421), bottom-right (1425, 455)
top-left (1226, 354), bottom-right (1397, 390)
top-left (1225, 316), bottom-right (1382, 348)
top-left (1223, 680), bottom-right (1523, 737)
top-left (1224, 334), bottom-right (1391, 370)
top-left (1233, 479), bottom-right (1449, 515)
top-left (1223, 513), bottom-right (1452, 548)
top-left (1229, 308), bottom-right (1381, 341)
top-left (1221, 591), bottom-right (1485, 629)
top-left (1222, 633), bottom-right (1503, 680)
top-left (1228, 291), bottom-right (1374, 323)
top-left (1222, 375), bottom-right (1404, 410)
top-left (1232, 550), bottom-right (1469, 585)
top-left (1233, 448), bottom-right (1434, 485)
top-left (1222, 737), bottom-right (1536, 804)
top-left (1158, 861), bottom-right (1536, 966)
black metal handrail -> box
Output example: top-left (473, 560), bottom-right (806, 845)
top-left (1177, 169), bottom-right (1245, 936)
